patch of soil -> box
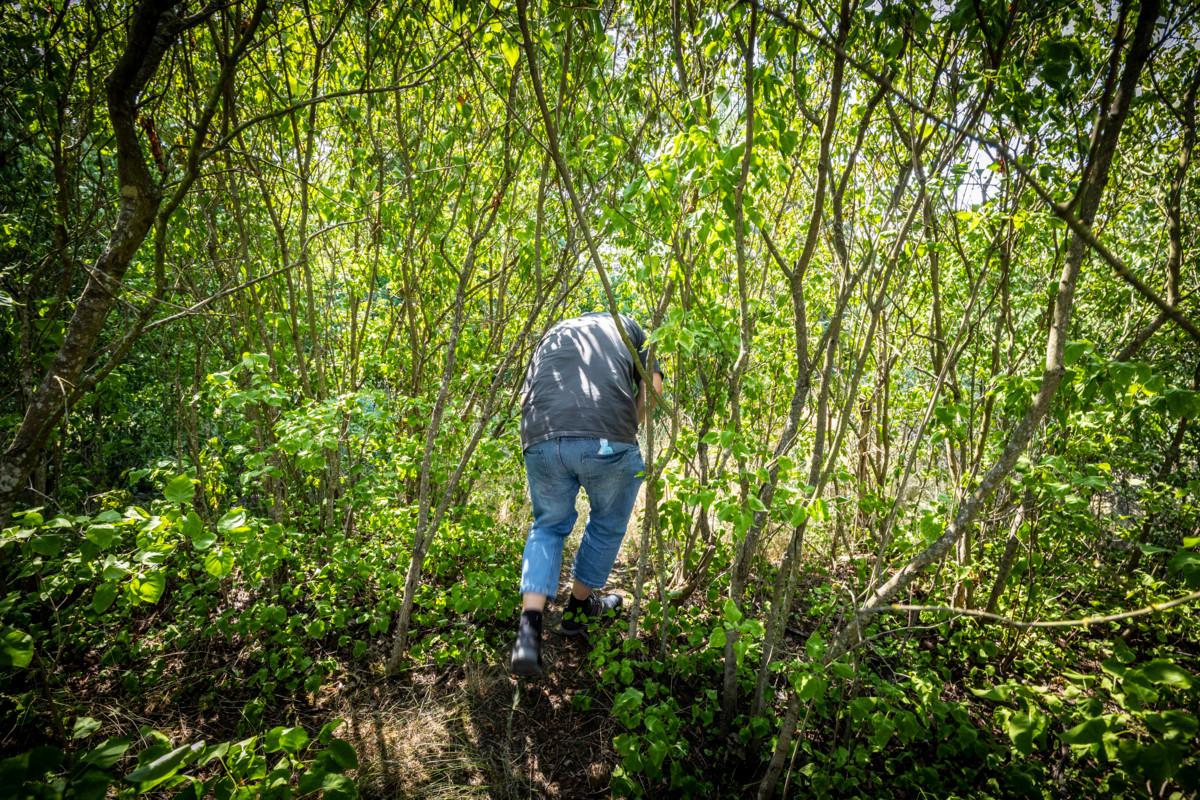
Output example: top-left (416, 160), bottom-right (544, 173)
top-left (339, 617), bottom-right (618, 800)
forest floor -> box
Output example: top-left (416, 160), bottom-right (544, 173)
top-left (337, 614), bottom-right (616, 800)
top-left (335, 522), bottom-right (633, 800)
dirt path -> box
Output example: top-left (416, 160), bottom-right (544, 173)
top-left (338, 609), bottom-right (621, 799)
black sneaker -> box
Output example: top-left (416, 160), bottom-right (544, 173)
top-left (510, 612), bottom-right (542, 677)
top-left (559, 592), bottom-right (623, 637)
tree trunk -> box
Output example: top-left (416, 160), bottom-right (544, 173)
top-left (759, 1), bottom-right (1159, 794)
top-left (0, 0), bottom-right (182, 515)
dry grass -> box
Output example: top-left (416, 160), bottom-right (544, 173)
top-left (322, 470), bottom-right (639, 798)
top-left (337, 635), bottom-right (617, 799)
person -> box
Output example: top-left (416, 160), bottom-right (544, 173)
top-left (509, 312), bottom-right (664, 676)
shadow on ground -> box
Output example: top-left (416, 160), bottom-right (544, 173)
top-left (339, 615), bottom-right (618, 799)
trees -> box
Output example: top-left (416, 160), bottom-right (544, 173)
top-left (2, 0), bottom-right (1198, 796)
top-left (1, 0), bottom-right (266, 512)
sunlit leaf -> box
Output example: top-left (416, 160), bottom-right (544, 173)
top-left (163, 474), bottom-right (195, 504)
top-left (0, 628), bottom-right (34, 668)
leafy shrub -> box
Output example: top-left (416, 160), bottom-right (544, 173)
top-left (0, 719), bottom-right (357, 800)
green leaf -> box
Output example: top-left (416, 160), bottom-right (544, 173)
top-left (1063, 340), bottom-right (1089, 366)
top-left (279, 727), bottom-right (309, 754)
top-left (804, 633), bottom-right (825, 662)
top-left (134, 572), bottom-right (166, 604)
top-left (164, 475), bottom-right (195, 504)
top-left (1001, 708), bottom-right (1043, 756)
top-left (0, 746), bottom-right (62, 790)
top-left (266, 725), bottom-right (311, 755)
top-left (971, 684), bottom-right (1014, 702)
top-left (1112, 638), bottom-right (1136, 665)
top-left (86, 524), bottom-right (118, 550)
top-left (189, 523), bottom-right (216, 551)
top-left (500, 38), bottom-right (520, 69)
top-left (1164, 389), bottom-right (1200, 419)
top-left (92, 583), bottom-right (118, 614)
top-left (1126, 740), bottom-right (1186, 784)
top-left (849, 696), bottom-right (875, 723)
top-left (722, 598), bottom-right (743, 625)
top-left (1144, 710), bottom-right (1198, 741)
top-left (869, 713), bottom-right (895, 750)
top-left (795, 673), bottom-right (827, 702)
top-left (298, 767), bottom-right (327, 796)
top-left (317, 718), bottom-right (345, 745)
top-left (779, 129), bottom-right (798, 156)
top-left (31, 533), bottom-right (66, 557)
top-left (1061, 716), bottom-right (1108, 745)
top-left (102, 562), bottom-right (129, 581)
top-left (611, 688), bottom-right (644, 727)
top-left (217, 509), bottom-right (249, 534)
top-left (829, 661), bottom-right (855, 679)
top-left (199, 742), bottom-right (229, 766)
top-left (1140, 659), bottom-right (1194, 689)
top-left (321, 773), bottom-right (357, 800)
top-left (81, 737), bottom-right (133, 769)
top-left (324, 739), bottom-right (357, 771)
top-left (0, 627), bottom-right (33, 668)
top-left (72, 717), bottom-right (103, 740)
top-left (26, 745), bottom-right (65, 776)
top-left (1169, 550), bottom-right (1200, 587)
top-left (181, 511), bottom-right (202, 538)
top-left (124, 742), bottom-right (204, 788)
top-left (204, 550), bottom-right (234, 579)
top-left (72, 768), bottom-right (115, 800)
top-left (708, 626), bottom-right (726, 650)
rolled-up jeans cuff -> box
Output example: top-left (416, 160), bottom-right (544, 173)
top-left (570, 569), bottom-right (605, 590)
top-left (569, 574), bottom-right (598, 590)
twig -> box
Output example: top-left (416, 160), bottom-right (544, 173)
top-left (864, 591), bottom-right (1200, 629)
top-left (753, 0), bottom-right (1200, 346)
top-left (143, 218), bottom-right (366, 331)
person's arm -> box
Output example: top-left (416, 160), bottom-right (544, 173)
top-left (637, 371), bottom-right (664, 424)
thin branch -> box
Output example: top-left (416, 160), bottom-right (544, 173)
top-left (754, 0), bottom-right (1200, 346)
top-left (868, 591), bottom-right (1200, 629)
top-left (200, 25), bottom-right (481, 163)
top-left (143, 218), bottom-right (366, 331)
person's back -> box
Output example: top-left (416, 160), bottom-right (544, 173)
top-left (520, 312), bottom-right (648, 449)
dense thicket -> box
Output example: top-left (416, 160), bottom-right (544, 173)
top-left (1, 0), bottom-right (1198, 797)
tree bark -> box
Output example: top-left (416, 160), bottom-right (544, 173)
top-left (826, 0), bottom-right (1159, 661)
top-left (759, 0), bottom-right (1160, 794)
top-left (0, 0), bottom-right (183, 514)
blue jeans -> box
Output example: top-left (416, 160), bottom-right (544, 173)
top-left (520, 437), bottom-right (645, 597)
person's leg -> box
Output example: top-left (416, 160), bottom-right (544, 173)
top-left (569, 578), bottom-right (592, 602)
top-left (512, 439), bottom-right (579, 675)
top-left (568, 438), bottom-right (645, 602)
top-left (519, 439), bottom-right (581, 604)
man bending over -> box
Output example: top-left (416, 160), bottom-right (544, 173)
top-left (509, 312), bottom-right (663, 676)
